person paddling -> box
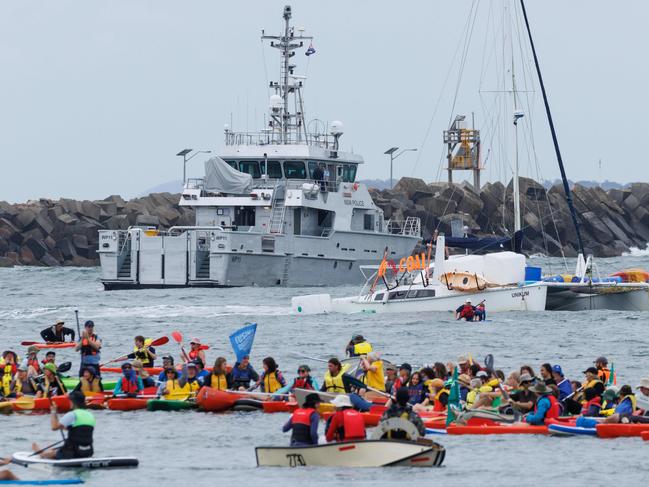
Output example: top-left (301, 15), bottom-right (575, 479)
top-left (40, 319), bottom-right (75, 343)
top-left (325, 395), bottom-right (366, 442)
top-left (126, 336), bottom-right (156, 368)
top-left (455, 299), bottom-right (475, 321)
top-left (282, 393), bottom-right (321, 446)
top-left (183, 338), bottom-right (206, 365)
top-left (32, 391), bottom-right (95, 459)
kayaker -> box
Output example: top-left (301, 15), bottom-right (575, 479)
top-left (231, 354), bottom-right (259, 390)
top-left (455, 299), bottom-right (475, 321)
top-left (178, 362), bottom-right (202, 395)
top-left (384, 363), bottom-right (398, 393)
top-left (73, 366), bottom-right (103, 394)
top-left (474, 300), bottom-right (486, 321)
top-left (160, 368), bottom-right (191, 400)
top-left (457, 356), bottom-right (471, 375)
top-left (551, 365), bottom-right (572, 401)
top-left (131, 360), bottom-right (156, 388)
top-left (191, 358), bottom-right (211, 383)
top-left (42, 351), bottom-right (56, 366)
top-left (613, 385), bottom-right (635, 415)
top-left (414, 378), bottom-right (449, 413)
top-left (1, 351), bottom-right (18, 397)
top-left (42, 363), bottom-right (67, 398)
top-left (539, 363), bottom-right (556, 386)
top-left (126, 336), bottom-right (156, 368)
top-left (380, 387), bottom-right (426, 438)
top-left (360, 352), bottom-right (385, 393)
top-left (405, 371), bottom-right (426, 405)
top-left (183, 338), bottom-right (206, 365)
top-left (581, 387), bottom-right (602, 416)
top-left (524, 382), bottom-right (560, 425)
top-left (32, 390), bottom-right (95, 459)
top-left (40, 319), bottom-right (75, 343)
top-left (75, 320), bottom-right (102, 377)
top-left (257, 357), bottom-right (286, 394)
top-left (282, 392), bottom-right (321, 446)
top-left (598, 377), bottom-right (649, 424)
top-left (325, 395), bottom-right (366, 442)
top-left (582, 366), bottom-right (605, 397)
top-left (113, 362), bottom-right (143, 397)
top-left (9, 363), bottom-right (41, 398)
top-left (391, 363), bottom-right (412, 394)
top-left (22, 346), bottom-right (41, 375)
top-left (345, 334), bottom-right (372, 357)
top-left (205, 357), bottom-right (233, 391)
top-left (507, 373), bottom-right (536, 414)
top-left (599, 387), bottom-right (619, 415)
top-left (157, 356), bottom-right (180, 383)
top-left (320, 358), bottom-right (371, 411)
top-left (595, 356), bottom-right (613, 384)
top-left (457, 374), bottom-right (472, 402)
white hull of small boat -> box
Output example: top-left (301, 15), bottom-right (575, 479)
top-left (11, 451), bottom-right (139, 469)
top-left (293, 283), bottom-right (547, 315)
top-left (292, 388), bottom-right (340, 408)
top-left (255, 440), bottom-right (444, 468)
top-left (545, 284), bottom-right (649, 311)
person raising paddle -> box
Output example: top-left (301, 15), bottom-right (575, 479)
top-left (125, 336), bottom-right (156, 368)
top-left (182, 338), bottom-right (206, 365)
top-left (32, 391), bottom-right (95, 460)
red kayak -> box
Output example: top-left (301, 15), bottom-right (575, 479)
top-left (100, 366), bottom-right (217, 374)
top-left (596, 423), bottom-right (649, 438)
top-left (107, 398), bottom-right (148, 411)
top-left (641, 431), bottom-right (649, 441)
top-left (196, 388), bottom-right (237, 412)
top-left (32, 343), bottom-right (76, 350)
top-left (447, 423), bottom-right (548, 435)
top-left (11, 396), bottom-right (71, 413)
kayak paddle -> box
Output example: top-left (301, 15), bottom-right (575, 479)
top-left (33, 361), bottom-right (72, 380)
top-left (171, 330), bottom-right (189, 362)
top-left (99, 335), bottom-right (169, 367)
top-left (0, 395), bottom-right (36, 410)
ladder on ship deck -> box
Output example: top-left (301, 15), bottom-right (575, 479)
top-left (269, 184), bottom-right (287, 234)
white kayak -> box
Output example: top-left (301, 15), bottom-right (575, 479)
top-left (11, 452), bottom-right (139, 469)
top-left (255, 439), bottom-right (445, 468)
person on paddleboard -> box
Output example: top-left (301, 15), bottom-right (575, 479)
top-left (32, 391), bottom-right (95, 459)
top-left (40, 319), bottom-right (75, 343)
top-left (282, 393), bottom-right (321, 446)
top-left (325, 395), bottom-right (366, 442)
top-left (75, 321), bottom-right (101, 378)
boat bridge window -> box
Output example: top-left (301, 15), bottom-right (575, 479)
top-left (239, 161), bottom-right (261, 178)
top-left (283, 161), bottom-right (307, 179)
top-left (235, 206), bottom-right (256, 227)
top-left (308, 161), bottom-right (319, 179)
top-left (374, 293), bottom-right (384, 301)
top-left (364, 214), bottom-right (374, 231)
top-left (224, 160), bottom-right (238, 170)
top-left (342, 164), bottom-right (357, 183)
top-left (261, 160), bottom-right (283, 179)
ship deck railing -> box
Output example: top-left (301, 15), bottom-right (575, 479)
top-left (224, 130), bottom-right (339, 148)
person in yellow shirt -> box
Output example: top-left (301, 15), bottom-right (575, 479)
top-left (360, 352), bottom-right (385, 395)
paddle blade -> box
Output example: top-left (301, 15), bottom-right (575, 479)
top-left (171, 331), bottom-right (183, 344)
top-left (484, 354), bottom-right (494, 373)
top-left (57, 361), bottom-right (72, 373)
top-left (21, 341), bottom-right (38, 346)
top-left (150, 336), bottom-right (169, 347)
top-left (199, 344), bottom-right (209, 351)
top-left (13, 395), bottom-right (36, 410)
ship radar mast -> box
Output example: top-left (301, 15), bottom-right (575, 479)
top-left (261, 5), bottom-right (313, 144)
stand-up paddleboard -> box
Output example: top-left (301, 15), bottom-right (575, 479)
top-left (0, 480), bottom-right (83, 485)
top-left (11, 452), bottom-right (138, 469)
top-left (548, 423), bottom-right (596, 437)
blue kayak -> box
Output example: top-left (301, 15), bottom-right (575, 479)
top-left (548, 423), bottom-right (596, 437)
top-left (0, 480), bottom-right (83, 485)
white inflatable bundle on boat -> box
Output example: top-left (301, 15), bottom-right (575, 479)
top-left (483, 252), bottom-right (525, 285)
top-left (445, 254), bottom-right (485, 276)
top-left (292, 293), bottom-right (332, 314)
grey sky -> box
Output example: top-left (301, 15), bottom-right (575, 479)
top-left (1, 0), bottom-right (648, 203)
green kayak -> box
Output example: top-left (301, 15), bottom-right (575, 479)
top-left (146, 399), bottom-right (195, 412)
top-left (62, 377), bottom-right (117, 391)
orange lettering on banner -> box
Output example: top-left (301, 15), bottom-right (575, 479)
top-left (379, 254), bottom-right (427, 278)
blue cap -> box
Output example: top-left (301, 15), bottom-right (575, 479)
top-left (552, 365), bottom-right (563, 376)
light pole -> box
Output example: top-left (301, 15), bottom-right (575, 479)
top-left (384, 147), bottom-right (417, 189)
top-left (177, 149), bottom-right (212, 184)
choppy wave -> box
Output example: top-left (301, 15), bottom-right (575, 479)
top-left (622, 245), bottom-right (649, 257)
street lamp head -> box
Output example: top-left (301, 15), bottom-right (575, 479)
top-left (384, 147), bottom-right (399, 155)
top-left (177, 149), bottom-right (192, 157)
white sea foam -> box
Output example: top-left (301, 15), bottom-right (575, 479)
top-left (622, 245), bottom-right (649, 257)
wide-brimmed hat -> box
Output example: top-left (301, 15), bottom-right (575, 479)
top-left (331, 395), bottom-right (353, 408)
top-left (190, 337), bottom-right (201, 345)
top-left (519, 373), bottom-right (533, 383)
top-left (27, 345), bottom-right (39, 355)
top-left (529, 382), bottom-right (552, 394)
top-left (54, 319), bottom-right (65, 325)
top-left (457, 356), bottom-right (469, 365)
top-left (636, 377), bottom-right (649, 390)
top-left (458, 374), bottom-right (471, 387)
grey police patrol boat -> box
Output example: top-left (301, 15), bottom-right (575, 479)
top-left (98, 5), bottom-right (421, 289)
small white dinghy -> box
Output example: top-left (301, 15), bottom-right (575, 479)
top-left (11, 451), bottom-right (139, 469)
top-left (256, 439), bottom-right (444, 468)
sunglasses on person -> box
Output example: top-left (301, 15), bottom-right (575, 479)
top-left (298, 369), bottom-right (308, 374)
top-left (122, 366), bottom-right (132, 370)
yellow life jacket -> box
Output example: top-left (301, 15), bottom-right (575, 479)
top-left (210, 373), bottom-right (228, 391)
top-left (80, 377), bottom-right (102, 393)
top-left (133, 345), bottom-right (152, 366)
top-left (324, 364), bottom-right (350, 393)
top-left (2, 363), bottom-right (15, 396)
top-left (362, 360), bottom-right (385, 392)
top-left (583, 379), bottom-right (603, 390)
top-left (435, 388), bottom-right (450, 401)
top-left (263, 371), bottom-right (282, 394)
top-left (466, 389), bottom-right (478, 407)
top-left (164, 379), bottom-right (192, 400)
top-left (353, 342), bottom-right (372, 356)
top-left (620, 394), bottom-right (637, 412)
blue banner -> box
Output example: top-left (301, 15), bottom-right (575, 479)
top-left (229, 323), bottom-right (257, 362)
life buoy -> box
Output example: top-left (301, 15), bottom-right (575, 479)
top-left (370, 417), bottom-right (421, 441)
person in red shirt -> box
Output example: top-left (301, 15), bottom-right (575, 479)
top-left (325, 395), bottom-right (366, 442)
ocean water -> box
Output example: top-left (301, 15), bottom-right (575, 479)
top-left (1, 255), bottom-right (648, 486)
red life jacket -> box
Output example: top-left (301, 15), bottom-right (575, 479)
top-left (535, 394), bottom-right (560, 419)
top-left (291, 408), bottom-right (317, 445)
top-left (120, 377), bottom-right (139, 394)
top-left (292, 407), bottom-right (316, 426)
top-left (341, 409), bottom-right (366, 440)
top-left (581, 396), bottom-right (601, 415)
top-left (189, 349), bottom-right (199, 361)
top-left (459, 305), bottom-right (475, 319)
top-left (293, 377), bottom-right (314, 390)
top-left (28, 358), bottom-right (41, 374)
top-left (81, 335), bottom-right (99, 356)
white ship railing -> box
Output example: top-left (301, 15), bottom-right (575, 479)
top-left (225, 130), bottom-right (338, 148)
top-left (387, 216), bottom-right (421, 237)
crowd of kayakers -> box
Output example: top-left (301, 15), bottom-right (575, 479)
top-left (2, 321), bottom-right (649, 461)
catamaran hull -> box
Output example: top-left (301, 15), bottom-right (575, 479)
top-left (292, 284), bottom-right (547, 315)
top-left (255, 440), bottom-right (445, 468)
top-left (545, 286), bottom-right (649, 311)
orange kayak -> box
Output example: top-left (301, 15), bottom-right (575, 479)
top-left (107, 398), bottom-right (148, 411)
top-left (447, 424), bottom-right (548, 435)
top-left (596, 423), bottom-right (649, 438)
top-left (196, 388), bottom-right (237, 412)
top-left (641, 431), bottom-right (649, 441)
top-left (100, 366), bottom-right (217, 374)
top-left (11, 395), bottom-right (71, 413)
top-left (33, 343), bottom-right (76, 350)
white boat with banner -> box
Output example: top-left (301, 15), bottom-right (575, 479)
top-left (292, 235), bottom-right (547, 315)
